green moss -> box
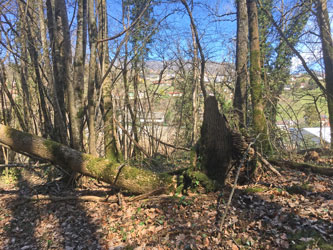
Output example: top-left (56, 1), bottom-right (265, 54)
top-left (185, 170), bottom-right (218, 193)
top-left (190, 148), bottom-right (197, 168)
top-left (43, 139), bottom-right (68, 164)
top-left (244, 186), bottom-right (266, 193)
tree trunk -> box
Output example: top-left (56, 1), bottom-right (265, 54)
top-left (248, 0), bottom-right (269, 153)
top-left (87, 0), bottom-right (98, 156)
top-left (98, 0), bottom-right (122, 160)
top-left (46, 0), bottom-right (69, 145)
top-left (0, 124), bottom-right (172, 194)
top-left (190, 21), bottom-right (199, 145)
top-left (39, 0), bottom-right (68, 143)
top-left (181, 0), bottom-right (207, 100)
top-left (199, 96), bottom-right (232, 184)
top-left (72, 0), bottom-right (88, 151)
top-left (315, 0), bottom-right (333, 149)
top-left (234, 0), bottom-right (248, 128)
top-left (269, 159), bottom-right (333, 177)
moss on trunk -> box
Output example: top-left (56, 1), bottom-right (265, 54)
top-left (0, 124), bottom-right (173, 194)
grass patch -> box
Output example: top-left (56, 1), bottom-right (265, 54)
top-left (288, 229), bottom-right (333, 250)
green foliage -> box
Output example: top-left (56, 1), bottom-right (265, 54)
top-left (0, 167), bottom-right (21, 184)
top-left (124, 0), bottom-right (156, 60)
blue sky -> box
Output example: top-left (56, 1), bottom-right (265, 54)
top-left (103, 0), bottom-right (237, 62)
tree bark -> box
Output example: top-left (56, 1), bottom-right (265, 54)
top-left (199, 96), bottom-right (232, 184)
top-left (234, 0), bottom-right (248, 128)
top-left (72, 0), bottom-right (88, 151)
top-left (190, 20), bottom-right (199, 145)
top-left (248, 0), bottom-right (269, 153)
top-left (315, 0), bottom-right (333, 149)
top-left (98, 0), bottom-right (122, 160)
top-left (0, 124), bottom-right (172, 194)
top-left (46, 0), bottom-right (69, 145)
top-left (39, 0), bottom-right (68, 143)
top-left (87, 0), bottom-right (98, 156)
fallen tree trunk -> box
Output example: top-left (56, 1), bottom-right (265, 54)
top-left (269, 159), bottom-right (333, 177)
top-left (0, 124), bottom-right (172, 194)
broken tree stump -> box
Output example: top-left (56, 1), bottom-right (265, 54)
top-left (199, 96), bottom-right (233, 184)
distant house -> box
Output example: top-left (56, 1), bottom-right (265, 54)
top-left (139, 112), bottom-right (165, 124)
top-left (284, 85), bottom-right (291, 90)
top-left (168, 91), bottom-right (183, 97)
top-left (289, 127), bottom-right (331, 147)
top-left (276, 120), bottom-right (296, 129)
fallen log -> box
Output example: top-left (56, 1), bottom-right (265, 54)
top-left (269, 159), bottom-right (333, 177)
top-left (0, 124), bottom-right (172, 194)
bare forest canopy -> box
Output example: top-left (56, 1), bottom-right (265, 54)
top-left (1, 1), bottom-right (333, 248)
top-left (0, 0), bottom-right (332, 174)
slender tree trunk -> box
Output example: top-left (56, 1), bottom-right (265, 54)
top-left (46, 0), bottom-right (69, 145)
top-left (17, 1), bottom-right (33, 132)
top-left (98, 0), bottom-right (122, 160)
top-left (72, 0), bottom-right (88, 151)
top-left (87, 0), bottom-right (98, 156)
top-left (39, 0), bottom-right (68, 143)
top-left (181, 0), bottom-right (207, 100)
top-left (248, 0), bottom-right (269, 153)
top-left (55, 0), bottom-right (79, 150)
top-left (0, 63), bottom-right (27, 131)
top-left (234, 0), bottom-right (249, 128)
top-left (315, 0), bottom-right (333, 149)
top-left (190, 22), bottom-right (199, 145)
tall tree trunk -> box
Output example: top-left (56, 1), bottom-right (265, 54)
top-left (248, 0), bottom-right (269, 153)
top-left (46, 0), bottom-right (68, 145)
top-left (98, 0), bottom-right (122, 160)
top-left (55, 0), bottom-right (78, 149)
top-left (17, 1), bottom-right (33, 132)
top-left (315, 0), bottom-right (333, 148)
top-left (190, 22), bottom-right (199, 145)
top-left (87, 0), bottom-right (98, 156)
top-left (72, 0), bottom-right (88, 151)
top-left (181, 0), bottom-right (207, 100)
top-left (39, 0), bottom-right (68, 143)
top-left (234, 0), bottom-right (249, 128)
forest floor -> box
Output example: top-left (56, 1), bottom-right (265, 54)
top-left (0, 161), bottom-right (332, 250)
